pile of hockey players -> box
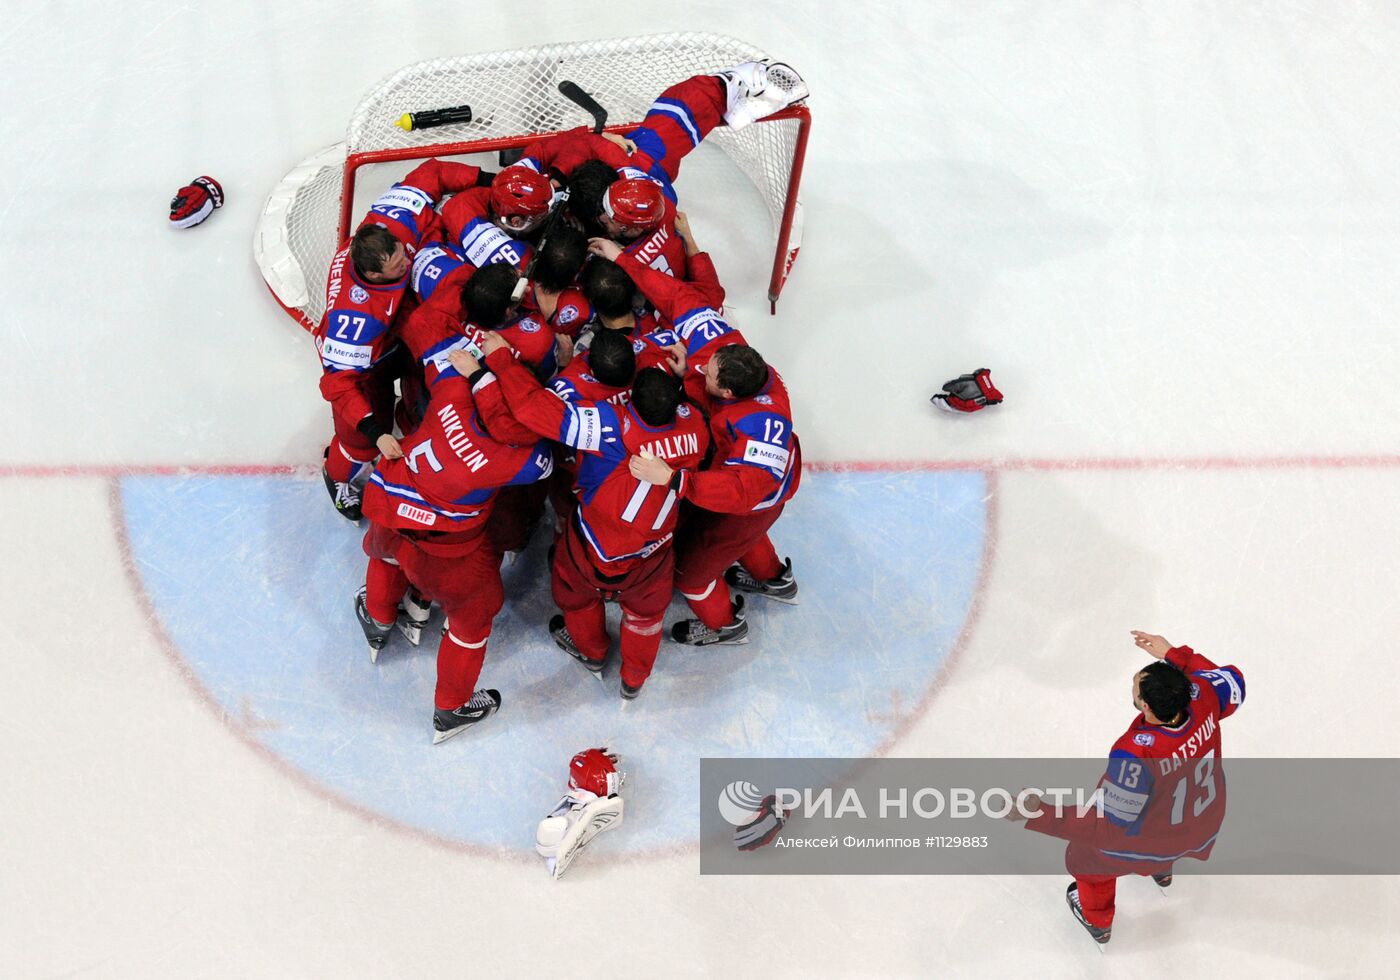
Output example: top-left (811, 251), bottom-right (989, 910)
top-left (313, 61), bottom-right (810, 747)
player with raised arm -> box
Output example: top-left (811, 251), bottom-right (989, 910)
top-left (318, 158), bottom-right (494, 521)
top-left (450, 330), bottom-right (708, 699)
top-left (1007, 631), bottom-right (1247, 945)
top-left (354, 352), bottom-right (554, 743)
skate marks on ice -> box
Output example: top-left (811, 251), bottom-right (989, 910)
top-left (114, 470), bottom-right (989, 854)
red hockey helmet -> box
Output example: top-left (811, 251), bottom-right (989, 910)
top-left (568, 748), bottom-right (622, 798)
top-left (490, 169), bottom-right (553, 221)
top-left (602, 178), bottom-right (665, 232)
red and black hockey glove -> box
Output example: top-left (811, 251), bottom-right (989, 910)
top-left (169, 176), bottom-right (224, 229)
top-left (734, 794), bottom-right (786, 851)
top-left (931, 368), bottom-right (1003, 414)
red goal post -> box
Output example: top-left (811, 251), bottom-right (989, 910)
top-left (255, 33), bottom-right (812, 333)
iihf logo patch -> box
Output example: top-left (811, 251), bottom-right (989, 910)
top-left (350, 285), bottom-right (368, 304)
top-left (1190, 683), bottom-right (1200, 700)
top-left (518, 318), bottom-right (541, 333)
top-left (755, 394), bottom-right (773, 405)
top-left (557, 306), bottom-right (579, 326)
top-left (677, 404), bottom-right (691, 418)
top-left (632, 340), bottom-right (646, 353)
top-left (1133, 732), bottom-right (1155, 746)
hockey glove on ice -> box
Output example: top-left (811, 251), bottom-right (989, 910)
top-left (931, 368), bottom-right (1003, 413)
top-left (169, 176), bottom-right (224, 229)
top-left (735, 794), bottom-right (786, 851)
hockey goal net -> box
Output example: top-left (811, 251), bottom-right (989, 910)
top-left (255, 33), bottom-right (812, 332)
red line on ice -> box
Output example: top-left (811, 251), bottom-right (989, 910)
top-left (5, 453), bottom-right (1400, 480)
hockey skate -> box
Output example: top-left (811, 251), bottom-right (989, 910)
top-left (671, 595), bottom-right (750, 646)
top-left (355, 586), bottom-right (393, 664)
top-left (1152, 872), bottom-right (1173, 889)
top-left (714, 61), bottom-right (809, 130)
top-left (620, 678), bottom-right (643, 700)
top-left (549, 614), bottom-right (605, 678)
top-left (1066, 884), bottom-right (1112, 945)
top-left (725, 557), bottom-right (799, 604)
top-left (396, 589), bottom-right (432, 646)
top-left (322, 462), bottom-right (363, 523)
top-left (432, 689), bottom-right (502, 744)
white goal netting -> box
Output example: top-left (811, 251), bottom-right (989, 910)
top-left (255, 33), bottom-right (811, 331)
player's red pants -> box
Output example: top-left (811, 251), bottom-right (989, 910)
top-left (1065, 842), bottom-right (1175, 929)
top-left (362, 521), bottom-right (505, 710)
top-left (325, 362), bottom-right (398, 485)
top-left (673, 503), bottom-right (786, 629)
top-left (552, 521), bottom-right (673, 689)
top-left (626, 76), bottom-right (728, 185)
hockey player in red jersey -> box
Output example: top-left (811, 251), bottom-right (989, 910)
top-left (586, 215), bottom-right (732, 400)
top-left (450, 330), bottom-right (708, 698)
top-left (354, 358), bottom-right (555, 743)
top-left (555, 255), bottom-right (698, 404)
top-left (541, 329), bottom-right (639, 544)
top-left (318, 158), bottom-right (493, 521)
top-left (549, 327), bottom-right (638, 409)
top-left (402, 264), bottom-right (561, 393)
top-left (396, 260), bottom-right (573, 552)
top-left (577, 257), bottom-right (660, 343)
top-left (436, 168), bottom-right (555, 271)
top-left (629, 342), bottom-right (801, 645)
top-left (1009, 630), bottom-right (1247, 944)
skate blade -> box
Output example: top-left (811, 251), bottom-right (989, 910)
top-left (576, 660), bottom-right (606, 683)
top-left (433, 725), bottom-right (470, 745)
top-left (432, 708), bottom-right (498, 744)
top-left (369, 644), bottom-right (382, 664)
top-left (556, 642), bottom-right (606, 680)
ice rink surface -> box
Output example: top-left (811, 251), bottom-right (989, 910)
top-left (4, 1), bottom-right (1399, 976)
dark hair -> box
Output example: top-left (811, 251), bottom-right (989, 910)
top-left (581, 258), bottom-right (635, 320)
top-left (350, 225), bottom-right (398, 277)
top-left (462, 263), bottom-right (520, 328)
top-left (586, 329), bottom-right (636, 388)
top-left (631, 367), bottom-right (681, 426)
top-left (1138, 662), bottom-right (1191, 723)
top-left (713, 344), bottom-right (768, 399)
top-left (567, 160), bottom-right (618, 232)
top-left (534, 225), bottom-right (588, 293)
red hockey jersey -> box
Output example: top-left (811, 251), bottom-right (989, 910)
top-left (317, 159), bottom-right (483, 425)
top-left (511, 127), bottom-right (635, 182)
top-left (361, 370), bottom-right (553, 534)
top-left (614, 251), bottom-right (738, 402)
top-left (438, 187), bottom-right (535, 270)
top-left (1029, 646), bottom-right (1247, 867)
top-left (674, 365), bottom-right (802, 516)
top-left (481, 347), bottom-right (709, 573)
